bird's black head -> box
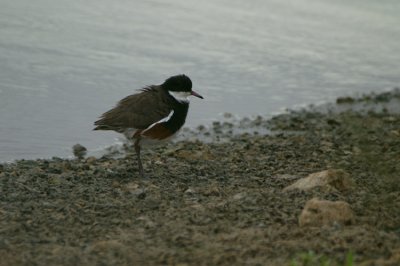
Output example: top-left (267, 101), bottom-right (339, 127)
top-left (162, 74), bottom-right (192, 92)
top-left (161, 74), bottom-right (203, 100)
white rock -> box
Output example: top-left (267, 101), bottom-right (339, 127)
top-left (299, 198), bottom-right (355, 227)
top-left (232, 192), bottom-right (247, 201)
top-left (283, 169), bottom-right (353, 192)
top-left (184, 188), bottom-right (196, 195)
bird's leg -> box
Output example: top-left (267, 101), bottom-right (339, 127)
top-left (134, 137), bottom-right (144, 178)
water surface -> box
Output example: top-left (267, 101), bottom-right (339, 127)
top-left (0, 0), bottom-right (399, 161)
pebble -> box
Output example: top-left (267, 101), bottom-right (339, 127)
top-left (72, 144), bottom-right (87, 159)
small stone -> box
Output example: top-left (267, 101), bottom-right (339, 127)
top-left (124, 182), bottom-right (140, 191)
top-left (197, 124), bottom-right (206, 131)
top-left (223, 112), bottom-right (233, 119)
top-left (49, 175), bottom-right (63, 185)
top-left (352, 146), bottom-right (362, 155)
top-left (212, 121), bottom-right (221, 128)
top-left (122, 182), bottom-right (146, 199)
top-left (320, 141), bottom-right (334, 148)
top-left (383, 116), bottom-right (397, 122)
top-left (85, 156), bottom-right (97, 165)
top-left (136, 216), bottom-right (156, 228)
top-left (326, 118), bottom-right (341, 126)
top-left (184, 188), bottom-right (195, 195)
top-left (390, 130), bottom-right (400, 136)
top-left (299, 198), bottom-right (355, 227)
top-left (202, 184), bottom-right (221, 196)
top-left (112, 181), bottom-right (120, 188)
top-left (72, 144), bottom-right (87, 159)
top-left (336, 96), bottom-right (355, 104)
top-left (283, 169), bottom-right (353, 192)
top-left (61, 161), bottom-right (72, 171)
top-left (131, 188), bottom-right (146, 199)
top-left (232, 192), bottom-right (247, 201)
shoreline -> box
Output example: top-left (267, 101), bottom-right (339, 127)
top-left (1, 89), bottom-right (400, 265)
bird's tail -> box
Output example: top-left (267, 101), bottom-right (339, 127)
top-left (93, 119), bottom-right (111, 131)
top-left (93, 125), bottom-right (107, 130)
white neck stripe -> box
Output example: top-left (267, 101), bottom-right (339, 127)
top-left (169, 91), bottom-right (190, 103)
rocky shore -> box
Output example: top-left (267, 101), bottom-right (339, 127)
top-left (1, 89), bottom-right (400, 265)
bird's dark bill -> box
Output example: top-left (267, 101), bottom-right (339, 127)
top-left (191, 91), bottom-right (204, 99)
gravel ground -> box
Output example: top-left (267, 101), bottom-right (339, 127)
top-left (1, 90), bottom-right (400, 266)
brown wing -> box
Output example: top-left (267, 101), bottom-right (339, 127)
top-left (94, 86), bottom-right (172, 132)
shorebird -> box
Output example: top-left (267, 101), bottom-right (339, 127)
top-left (94, 74), bottom-right (203, 177)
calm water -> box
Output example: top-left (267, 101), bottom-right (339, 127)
top-left (0, 0), bottom-right (399, 161)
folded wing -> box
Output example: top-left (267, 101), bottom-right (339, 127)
top-left (94, 86), bottom-right (172, 132)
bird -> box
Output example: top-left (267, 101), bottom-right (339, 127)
top-left (94, 74), bottom-right (203, 177)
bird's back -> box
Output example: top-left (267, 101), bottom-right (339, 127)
top-left (94, 86), bottom-right (173, 132)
